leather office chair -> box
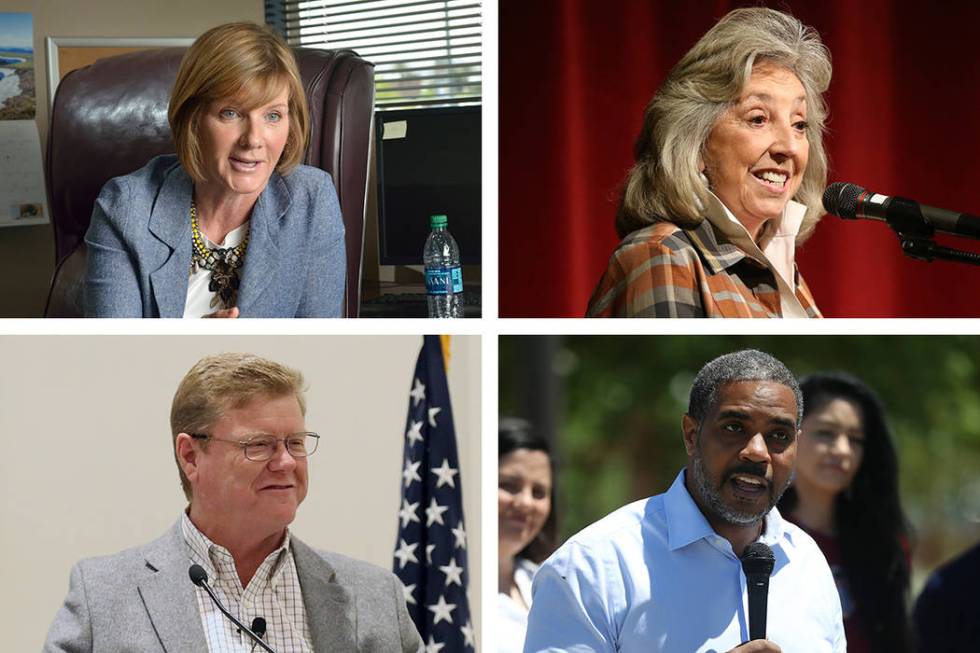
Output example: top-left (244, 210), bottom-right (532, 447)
top-left (44, 47), bottom-right (374, 317)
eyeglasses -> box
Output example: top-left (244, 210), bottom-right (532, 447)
top-left (190, 432), bottom-right (320, 462)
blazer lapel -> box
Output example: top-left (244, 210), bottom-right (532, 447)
top-left (147, 166), bottom-right (194, 317)
top-left (137, 521), bottom-right (208, 652)
top-left (237, 175), bottom-right (289, 315)
top-left (292, 537), bottom-right (358, 651)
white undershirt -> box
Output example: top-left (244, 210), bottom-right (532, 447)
top-left (183, 221), bottom-right (250, 318)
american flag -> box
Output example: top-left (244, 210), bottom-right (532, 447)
top-left (394, 335), bottom-right (475, 652)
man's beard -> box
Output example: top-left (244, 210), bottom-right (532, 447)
top-left (690, 447), bottom-right (792, 526)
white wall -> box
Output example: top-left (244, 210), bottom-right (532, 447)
top-left (0, 334), bottom-right (481, 651)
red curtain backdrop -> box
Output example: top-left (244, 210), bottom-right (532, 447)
top-left (499, 0), bottom-right (980, 317)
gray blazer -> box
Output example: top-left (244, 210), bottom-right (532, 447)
top-left (43, 521), bottom-right (424, 652)
top-left (84, 155), bottom-right (346, 318)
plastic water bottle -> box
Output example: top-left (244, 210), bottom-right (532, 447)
top-left (424, 214), bottom-right (463, 318)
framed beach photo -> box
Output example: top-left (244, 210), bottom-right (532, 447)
top-left (0, 13), bottom-right (35, 120)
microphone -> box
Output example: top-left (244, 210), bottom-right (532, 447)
top-left (740, 542), bottom-right (775, 642)
top-left (248, 617), bottom-right (268, 653)
top-left (188, 564), bottom-right (277, 653)
top-left (823, 182), bottom-right (980, 240)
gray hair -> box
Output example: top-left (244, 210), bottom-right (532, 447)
top-left (687, 349), bottom-right (802, 427)
top-left (616, 7), bottom-right (832, 241)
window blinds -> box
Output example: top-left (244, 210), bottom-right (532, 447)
top-left (276, 0), bottom-right (481, 108)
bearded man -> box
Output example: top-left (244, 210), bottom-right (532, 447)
top-left (523, 349), bottom-right (845, 653)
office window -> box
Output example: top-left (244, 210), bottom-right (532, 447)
top-left (268, 0), bottom-right (481, 109)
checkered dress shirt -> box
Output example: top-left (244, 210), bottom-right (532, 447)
top-left (587, 195), bottom-right (821, 318)
top-left (181, 513), bottom-right (313, 653)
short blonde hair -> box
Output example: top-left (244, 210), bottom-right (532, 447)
top-left (171, 352), bottom-right (307, 500)
top-left (168, 22), bottom-right (310, 182)
top-left (616, 8), bottom-right (832, 242)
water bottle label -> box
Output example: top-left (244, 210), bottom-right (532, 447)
top-left (449, 266), bottom-right (463, 292)
top-left (425, 266), bottom-right (463, 294)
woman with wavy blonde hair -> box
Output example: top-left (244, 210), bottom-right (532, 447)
top-left (587, 8), bottom-right (832, 318)
top-left (85, 22), bottom-right (345, 318)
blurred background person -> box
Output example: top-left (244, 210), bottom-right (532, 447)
top-left (85, 22), bottom-right (345, 318)
top-left (498, 418), bottom-right (556, 653)
top-left (778, 372), bottom-right (912, 652)
top-left (581, 7), bottom-right (832, 318)
top-left (914, 538), bottom-right (980, 651)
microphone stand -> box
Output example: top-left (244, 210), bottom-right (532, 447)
top-left (189, 565), bottom-right (276, 653)
top-left (896, 236), bottom-right (980, 265)
top-left (881, 208), bottom-right (980, 266)
top-left (196, 580), bottom-right (276, 653)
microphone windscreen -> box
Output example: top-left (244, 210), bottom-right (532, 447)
top-left (252, 617), bottom-right (267, 638)
top-left (740, 542), bottom-right (775, 576)
top-left (188, 564), bottom-right (209, 587)
top-left (823, 182), bottom-right (863, 219)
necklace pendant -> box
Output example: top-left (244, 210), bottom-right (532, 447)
top-left (208, 260), bottom-right (241, 310)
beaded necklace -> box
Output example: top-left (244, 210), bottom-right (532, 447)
top-left (190, 199), bottom-right (250, 309)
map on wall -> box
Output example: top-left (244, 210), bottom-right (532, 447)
top-left (0, 12), bottom-right (46, 227)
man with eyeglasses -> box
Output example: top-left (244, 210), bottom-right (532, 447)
top-left (44, 352), bottom-right (424, 653)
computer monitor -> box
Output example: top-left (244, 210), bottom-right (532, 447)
top-left (375, 106), bottom-right (481, 266)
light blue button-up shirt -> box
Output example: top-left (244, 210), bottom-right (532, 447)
top-left (524, 470), bottom-right (846, 653)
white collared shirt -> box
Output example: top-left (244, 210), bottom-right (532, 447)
top-left (702, 191), bottom-right (810, 319)
top-left (524, 471), bottom-right (846, 652)
top-left (181, 512), bottom-right (313, 653)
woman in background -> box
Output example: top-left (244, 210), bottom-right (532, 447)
top-left (498, 418), bottom-right (557, 653)
top-left (779, 372), bottom-right (911, 652)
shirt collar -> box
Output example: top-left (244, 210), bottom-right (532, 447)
top-left (663, 469), bottom-right (792, 554)
top-left (664, 470), bottom-right (717, 551)
top-left (180, 511), bottom-right (292, 586)
top-left (692, 191), bottom-right (806, 278)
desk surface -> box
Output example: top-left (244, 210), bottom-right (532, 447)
top-left (359, 282), bottom-right (481, 318)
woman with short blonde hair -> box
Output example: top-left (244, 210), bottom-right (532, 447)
top-left (169, 23), bottom-right (311, 182)
top-left (587, 8), bottom-right (832, 318)
top-left (85, 22), bottom-right (345, 318)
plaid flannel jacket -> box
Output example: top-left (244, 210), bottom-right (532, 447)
top-left (586, 219), bottom-right (821, 318)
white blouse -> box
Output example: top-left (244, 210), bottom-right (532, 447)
top-left (182, 221), bottom-right (250, 318)
top-left (498, 557), bottom-right (539, 653)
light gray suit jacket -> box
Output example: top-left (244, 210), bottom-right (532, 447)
top-left (84, 155), bottom-right (346, 318)
top-left (43, 521), bottom-right (424, 652)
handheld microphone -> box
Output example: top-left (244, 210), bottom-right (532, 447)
top-left (823, 182), bottom-right (980, 240)
top-left (740, 542), bottom-right (775, 642)
top-left (188, 564), bottom-right (278, 653)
